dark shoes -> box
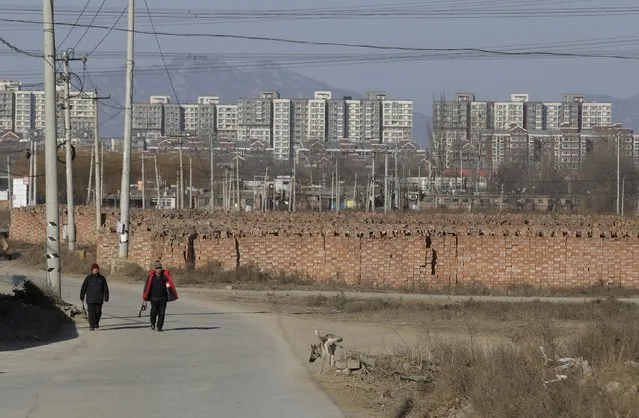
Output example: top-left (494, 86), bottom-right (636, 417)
top-left (151, 324), bottom-right (156, 330)
top-left (157, 328), bottom-right (163, 332)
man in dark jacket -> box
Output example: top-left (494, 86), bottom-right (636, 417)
top-left (80, 263), bottom-right (110, 331)
top-left (142, 261), bottom-right (177, 332)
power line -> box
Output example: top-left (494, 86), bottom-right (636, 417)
top-left (57, 0), bottom-right (92, 49)
top-left (86, 3), bottom-right (127, 57)
top-left (142, 0), bottom-right (180, 105)
top-left (72, 0), bottom-right (108, 51)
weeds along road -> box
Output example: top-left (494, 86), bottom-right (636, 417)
top-left (0, 267), bottom-right (344, 418)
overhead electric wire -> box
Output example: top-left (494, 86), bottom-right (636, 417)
top-left (72, 0), bottom-right (108, 51)
top-left (57, 0), bottom-right (92, 49)
top-left (86, 3), bottom-right (127, 57)
top-left (142, 0), bottom-right (180, 105)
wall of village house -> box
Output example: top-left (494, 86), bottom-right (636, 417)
top-left (10, 206), bottom-right (639, 288)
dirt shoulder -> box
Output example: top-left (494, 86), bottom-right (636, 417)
top-left (178, 287), bottom-right (639, 418)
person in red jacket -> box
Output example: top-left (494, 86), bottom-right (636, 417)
top-left (142, 261), bottom-right (178, 332)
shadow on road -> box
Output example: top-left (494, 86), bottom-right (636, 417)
top-left (163, 326), bottom-right (221, 332)
top-left (108, 311), bottom-right (269, 320)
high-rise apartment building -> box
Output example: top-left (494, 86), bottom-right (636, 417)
top-left (307, 96), bottom-right (327, 142)
top-left (163, 103), bottom-right (183, 136)
top-left (433, 92), bottom-right (614, 172)
top-left (182, 104), bottom-right (199, 134)
top-left (13, 91), bottom-right (33, 135)
top-left (291, 99), bottom-right (308, 150)
top-left (272, 99), bottom-right (292, 160)
top-left (0, 91), bottom-right (14, 131)
top-left (237, 91), bottom-right (275, 142)
top-left (327, 99), bottom-right (346, 142)
top-left (216, 104), bottom-right (238, 142)
top-left (382, 100), bottom-right (413, 143)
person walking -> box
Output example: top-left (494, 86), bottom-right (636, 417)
top-left (142, 261), bottom-right (178, 332)
top-left (80, 263), bottom-right (110, 331)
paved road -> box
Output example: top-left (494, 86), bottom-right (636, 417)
top-left (0, 269), bottom-right (344, 418)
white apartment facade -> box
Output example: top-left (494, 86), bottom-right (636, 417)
top-left (182, 104), bottom-right (199, 133)
top-left (581, 102), bottom-right (612, 128)
top-left (307, 98), bottom-right (327, 141)
top-left (492, 101), bottom-right (525, 130)
top-left (216, 104), bottom-right (238, 132)
top-left (13, 91), bottom-right (33, 134)
top-left (272, 99), bottom-right (292, 160)
top-left (381, 100), bottom-right (413, 143)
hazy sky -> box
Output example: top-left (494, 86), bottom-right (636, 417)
top-left (1, 0), bottom-right (639, 113)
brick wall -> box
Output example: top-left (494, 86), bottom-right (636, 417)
top-left (11, 207), bottom-right (639, 288)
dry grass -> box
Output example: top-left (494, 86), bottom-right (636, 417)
top-left (171, 261), bottom-right (310, 290)
top-left (10, 241), bottom-right (98, 276)
top-left (293, 296), bottom-right (639, 418)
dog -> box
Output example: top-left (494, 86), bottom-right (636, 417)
top-left (309, 329), bottom-right (343, 374)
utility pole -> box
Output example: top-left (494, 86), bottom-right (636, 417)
top-left (32, 141), bottom-right (38, 204)
top-left (234, 153), bottom-right (243, 211)
top-left (352, 172), bottom-right (357, 204)
top-left (394, 150), bottom-right (399, 210)
top-left (6, 156), bottom-right (11, 209)
top-left (88, 89), bottom-right (109, 229)
top-left (209, 130), bottom-right (214, 210)
top-left (28, 139), bottom-right (33, 205)
top-left (141, 153), bottom-right (146, 209)
top-left (153, 155), bottom-right (160, 209)
top-left (292, 154), bottom-right (296, 212)
top-left (100, 142), bottom-right (104, 205)
top-left (335, 156), bottom-right (340, 213)
top-left (178, 139), bottom-right (184, 210)
top-left (43, 0), bottom-right (61, 298)
top-left (384, 152), bottom-right (389, 213)
top-left (369, 153), bottom-right (375, 212)
top-left (118, 0), bottom-right (135, 258)
top-left (622, 177), bottom-right (626, 216)
top-left (86, 147), bottom-right (94, 205)
top-left (189, 156), bottom-right (193, 209)
top-left (617, 131), bottom-right (621, 215)
top-left (61, 50), bottom-right (76, 251)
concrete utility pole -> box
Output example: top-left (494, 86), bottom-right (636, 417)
top-left (188, 156), bottom-right (192, 209)
top-left (6, 156), bottom-right (11, 209)
top-left (43, 0), bottom-right (61, 298)
top-left (141, 153), bottom-right (146, 209)
top-left (394, 150), bottom-right (399, 210)
top-left (61, 50), bottom-right (76, 251)
top-left (87, 88), bottom-right (110, 230)
top-left (28, 139), bottom-right (33, 205)
top-left (86, 147), bottom-right (93, 205)
top-left (335, 157), bottom-right (340, 213)
top-left (384, 152), bottom-right (389, 213)
top-left (118, 0), bottom-right (135, 258)
top-left (209, 130), bottom-right (214, 210)
top-left (153, 155), bottom-right (160, 209)
top-left (178, 139), bottom-right (184, 210)
top-left (100, 142), bottom-right (104, 202)
top-left (617, 131), bottom-right (621, 215)
top-left (234, 153), bottom-right (243, 211)
top-left (32, 140), bottom-right (37, 204)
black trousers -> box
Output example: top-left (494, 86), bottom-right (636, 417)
top-left (87, 303), bottom-right (103, 329)
top-left (150, 299), bottom-right (167, 330)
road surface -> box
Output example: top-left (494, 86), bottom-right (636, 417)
top-left (0, 269), bottom-right (344, 418)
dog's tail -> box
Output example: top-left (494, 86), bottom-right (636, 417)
top-left (314, 329), bottom-right (320, 337)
